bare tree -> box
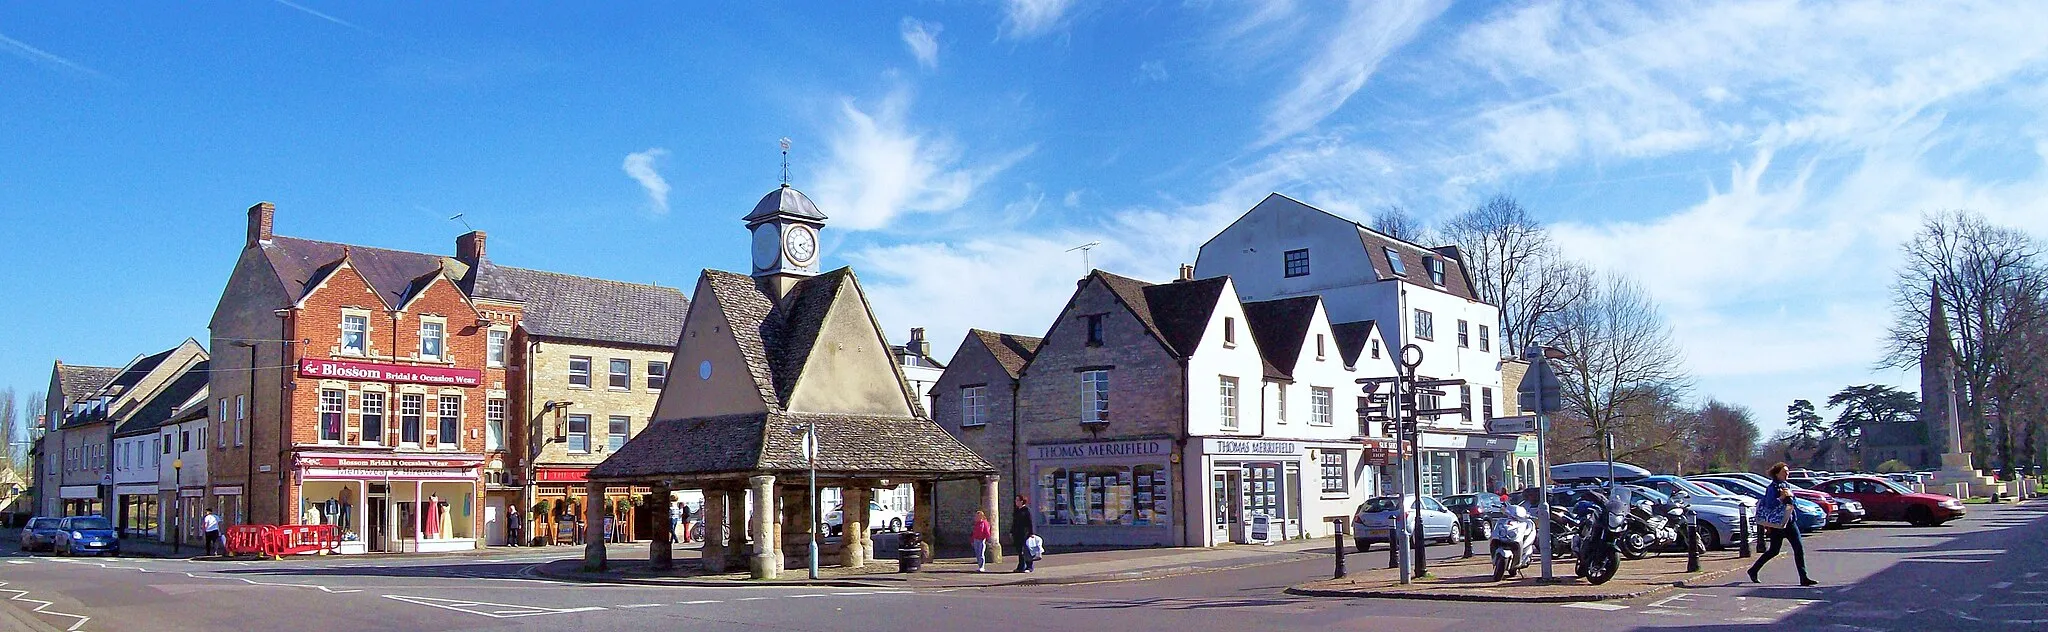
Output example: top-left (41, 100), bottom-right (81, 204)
top-left (1694, 400), bottom-right (1761, 473)
top-left (20, 392), bottom-right (42, 470)
top-left (0, 388), bottom-right (16, 470)
top-left (1371, 204), bottom-right (1430, 243)
top-left (1438, 194), bottom-right (1595, 355)
top-left (1549, 274), bottom-right (1694, 465)
top-left (1884, 210), bottom-right (2048, 476)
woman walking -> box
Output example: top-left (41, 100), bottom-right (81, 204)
top-left (971, 510), bottom-right (994, 572)
top-left (1749, 462), bottom-right (1818, 586)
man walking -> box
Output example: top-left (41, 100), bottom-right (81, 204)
top-left (202, 509), bottom-right (222, 556)
top-left (1011, 494), bottom-right (1037, 573)
top-left (674, 502), bottom-right (692, 544)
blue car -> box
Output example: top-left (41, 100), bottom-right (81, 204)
top-left (18, 517), bottom-right (64, 552)
top-left (1688, 476), bottom-right (1828, 532)
top-left (53, 516), bottom-right (121, 557)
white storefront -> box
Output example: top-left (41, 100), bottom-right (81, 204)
top-left (293, 452), bottom-right (483, 554)
top-left (1188, 437), bottom-right (1372, 547)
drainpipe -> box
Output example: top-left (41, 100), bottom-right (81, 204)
top-left (1174, 356), bottom-right (1189, 547)
top-left (277, 308), bottom-right (296, 525)
top-left (1010, 380), bottom-right (1023, 512)
top-left (522, 339), bottom-right (540, 546)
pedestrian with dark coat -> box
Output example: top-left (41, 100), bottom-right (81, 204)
top-left (1012, 494), bottom-right (1037, 573)
top-left (1749, 462), bottom-right (1818, 586)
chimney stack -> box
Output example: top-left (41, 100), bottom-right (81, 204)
top-left (1177, 263), bottom-right (1195, 282)
top-left (909, 327), bottom-right (928, 357)
top-left (247, 201), bottom-right (275, 247)
top-left (456, 231), bottom-right (487, 265)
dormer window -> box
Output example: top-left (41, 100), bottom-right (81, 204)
top-left (1424, 256), bottom-right (1446, 286)
top-left (1384, 248), bottom-right (1406, 276)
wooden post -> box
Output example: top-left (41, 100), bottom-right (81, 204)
top-left (582, 481), bottom-right (607, 572)
top-left (649, 483), bottom-right (673, 571)
top-left (702, 488), bottom-right (728, 573)
top-left (841, 485), bottom-right (868, 567)
top-left (749, 475), bottom-right (778, 579)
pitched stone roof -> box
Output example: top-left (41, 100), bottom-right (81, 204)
top-left (1330, 320), bottom-right (1380, 368)
top-left (469, 262), bottom-right (688, 348)
top-left (1243, 296), bottom-right (1320, 379)
top-left (264, 236), bottom-right (456, 310)
top-left (55, 363), bottom-right (122, 402)
top-left (115, 362), bottom-right (209, 436)
top-left (62, 347), bottom-right (178, 429)
top-left (967, 329), bottom-right (1042, 379)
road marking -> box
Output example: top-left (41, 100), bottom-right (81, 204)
top-left (1992, 581), bottom-right (2014, 589)
top-left (383, 595), bottom-right (604, 618)
top-left (617, 603), bottom-right (663, 609)
top-left (1961, 594), bottom-right (1982, 602)
top-left (1560, 602), bottom-right (1628, 611)
top-left (788, 594), bottom-right (828, 598)
top-left (6, 560), bottom-right (32, 565)
top-left (679, 600), bottom-right (723, 605)
top-left (1643, 609), bottom-right (1694, 617)
top-left (1900, 558), bottom-right (1990, 563)
top-left (829, 591), bottom-right (873, 596)
top-left (736, 597), bottom-right (773, 601)
top-left (1727, 617), bottom-right (1774, 623)
top-left (0, 581), bottom-right (92, 632)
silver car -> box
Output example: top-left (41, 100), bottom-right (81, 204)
top-left (1352, 495), bottom-right (1460, 553)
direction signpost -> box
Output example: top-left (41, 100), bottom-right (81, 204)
top-left (1517, 345), bottom-right (1565, 582)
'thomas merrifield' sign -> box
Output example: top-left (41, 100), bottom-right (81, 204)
top-left (299, 358), bottom-right (482, 387)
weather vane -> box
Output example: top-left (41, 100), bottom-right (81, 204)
top-left (779, 137), bottom-right (792, 186)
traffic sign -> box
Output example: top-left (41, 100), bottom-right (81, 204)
top-left (1486, 415), bottom-right (1539, 434)
top-left (1517, 358), bottom-right (1563, 413)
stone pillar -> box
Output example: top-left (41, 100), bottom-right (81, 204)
top-left (840, 486), bottom-right (868, 567)
top-left (980, 476), bottom-right (1003, 562)
top-left (913, 480), bottom-right (936, 561)
top-left (725, 486), bottom-right (749, 570)
top-left (581, 481), bottom-right (607, 572)
top-left (702, 488), bottom-right (728, 573)
top-left (649, 483), bottom-right (673, 571)
top-left (748, 475), bottom-right (778, 579)
top-left (779, 484), bottom-right (813, 571)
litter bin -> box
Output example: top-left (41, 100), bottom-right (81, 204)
top-left (897, 532), bottom-right (924, 573)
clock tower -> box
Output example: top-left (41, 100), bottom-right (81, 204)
top-left (745, 183), bottom-right (828, 297)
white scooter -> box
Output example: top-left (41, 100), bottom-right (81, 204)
top-left (1489, 504), bottom-right (1538, 581)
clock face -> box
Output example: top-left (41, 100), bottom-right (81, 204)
top-left (751, 225), bottom-right (780, 271)
top-left (784, 225), bottom-right (818, 266)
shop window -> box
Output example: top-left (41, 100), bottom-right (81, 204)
top-left (960, 385), bottom-right (988, 427)
top-left (1219, 376), bottom-right (1239, 430)
top-left (400, 394), bottom-right (424, 446)
top-left (437, 395), bottom-right (462, 450)
top-left (608, 358), bottom-right (630, 390)
top-left (1413, 309), bottom-right (1434, 341)
top-left (1080, 370), bottom-right (1109, 424)
top-left (567, 415), bottom-right (590, 453)
top-left (318, 389), bottom-right (344, 443)
top-left (1320, 451), bottom-right (1349, 494)
top-left (1039, 464), bottom-right (1168, 526)
top-left (419, 321), bottom-right (445, 361)
top-left (569, 356), bottom-right (591, 388)
top-left (487, 330), bottom-right (507, 367)
top-left (1246, 464), bottom-right (1282, 519)
top-left (486, 398), bottom-right (505, 451)
top-left (647, 361), bottom-right (668, 390)
top-left (608, 415), bottom-right (630, 451)
top-left (1283, 248), bottom-right (1310, 277)
top-left (1311, 387), bottom-right (1333, 426)
top-left (362, 391), bottom-right (386, 446)
top-left (342, 314), bottom-right (368, 356)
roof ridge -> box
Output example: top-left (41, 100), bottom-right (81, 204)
top-left (486, 261), bottom-right (685, 292)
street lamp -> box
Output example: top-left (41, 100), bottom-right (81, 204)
top-left (794, 422), bottom-right (819, 580)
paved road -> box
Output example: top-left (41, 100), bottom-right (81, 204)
top-left (4, 501), bottom-right (2043, 631)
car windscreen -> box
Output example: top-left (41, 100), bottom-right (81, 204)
top-left (1705, 478), bottom-right (1765, 496)
top-left (1626, 485), bottom-right (1670, 504)
top-left (1877, 479), bottom-right (1917, 494)
top-left (69, 518), bottom-right (112, 530)
top-left (1362, 497), bottom-right (1399, 513)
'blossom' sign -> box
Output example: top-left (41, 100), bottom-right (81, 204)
top-left (298, 358), bottom-right (482, 387)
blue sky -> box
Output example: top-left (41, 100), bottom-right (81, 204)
top-left (6, 1), bottom-right (2048, 440)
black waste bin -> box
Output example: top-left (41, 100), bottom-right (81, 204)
top-left (897, 532), bottom-right (924, 573)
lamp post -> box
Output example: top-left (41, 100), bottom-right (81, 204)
top-left (172, 459), bottom-right (183, 554)
top-left (797, 422), bottom-right (819, 580)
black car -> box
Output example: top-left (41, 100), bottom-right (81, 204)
top-left (1440, 493), bottom-right (1506, 539)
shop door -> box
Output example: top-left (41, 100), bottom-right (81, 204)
top-left (1212, 470), bottom-right (1246, 544)
top-left (484, 498), bottom-right (504, 546)
top-left (367, 489), bottom-right (388, 553)
top-left (1244, 464), bottom-right (1281, 541)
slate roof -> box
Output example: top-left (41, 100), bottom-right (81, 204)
top-left (742, 185), bottom-right (828, 224)
top-left (469, 262), bottom-right (688, 348)
top-left (264, 236), bottom-right (456, 310)
top-left (1143, 277), bottom-right (1230, 357)
top-left (62, 347), bottom-right (178, 429)
top-left (967, 329), bottom-right (1042, 379)
top-left (1330, 320), bottom-right (1380, 368)
top-left (115, 362), bottom-right (209, 436)
top-left (1242, 296), bottom-right (1321, 380)
top-left (55, 364), bottom-right (122, 402)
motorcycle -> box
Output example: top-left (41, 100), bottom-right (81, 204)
top-left (1547, 504), bottom-right (1579, 558)
top-left (1488, 505), bottom-right (1538, 581)
top-left (1619, 490), bottom-right (1698, 559)
top-left (1571, 487), bottom-right (1629, 585)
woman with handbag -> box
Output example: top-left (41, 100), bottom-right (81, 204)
top-left (1748, 462), bottom-right (1818, 586)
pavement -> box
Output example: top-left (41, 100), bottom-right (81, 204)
top-left (0, 500), bottom-right (2042, 631)
top-left (1289, 546), bottom-right (1750, 602)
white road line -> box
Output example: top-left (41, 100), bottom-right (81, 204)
top-left (617, 603), bottom-right (663, 609)
top-left (5, 560), bottom-right (31, 565)
top-left (1961, 594), bottom-right (1982, 602)
top-left (829, 591), bottom-right (873, 596)
top-left (1643, 609), bottom-right (1694, 617)
top-left (736, 597), bottom-right (773, 601)
top-left (0, 581), bottom-right (93, 632)
top-left (383, 595), bottom-right (604, 619)
top-left (1990, 581), bottom-right (2014, 589)
top-left (1560, 602), bottom-right (1628, 611)
top-left (788, 594), bottom-right (827, 598)
top-left (679, 600), bottom-right (723, 605)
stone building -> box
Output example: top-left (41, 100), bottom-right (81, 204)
top-left (51, 341), bottom-right (206, 520)
top-left (35, 361), bottom-right (122, 516)
top-left (156, 390), bottom-right (211, 546)
top-left (589, 183), bottom-right (994, 579)
top-left (930, 329), bottom-right (1041, 546)
top-left (111, 360), bottom-right (210, 537)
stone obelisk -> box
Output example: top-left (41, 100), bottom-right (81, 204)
top-left (1924, 284), bottom-right (2003, 497)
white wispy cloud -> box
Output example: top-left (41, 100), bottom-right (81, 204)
top-left (811, 86), bottom-right (1031, 231)
top-left (621, 148), bottom-right (673, 214)
top-left (1136, 60), bottom-right (1168, 83)
top-left (0, 32), bottom-right (101, 76)
top-left (273, 0), bottom-right (366, 32)
top-left (900, 18), bottom-right (941, 69)
top-left (1001, 0), bottom-right (1078, 40)
top-left (1258, 0), bottom-right (1449, 145)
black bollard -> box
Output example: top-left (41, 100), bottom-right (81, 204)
top-left (1684, 514), bottom-right (1701, 573)
top-left (1738, 511), bottom-right (1752, 558)
top-left (1462, 514), bottom-right (1474, 558)
top-left (1388, 532), bottom-right (1399, 569)
top-left (1333, 529), bottom-right (1347, 579)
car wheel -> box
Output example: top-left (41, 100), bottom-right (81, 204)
top-left (891, 518), bottom-right (904, 532)
top-left (1905, 506), bottom-right (1934, 527)
top-left (1699, 525), bottom-right (1721, 551)
top-left (1355, 539), bottom-right (1371, 553)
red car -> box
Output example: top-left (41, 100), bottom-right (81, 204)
top-left (1813, 476), bottom-right (1966, 526)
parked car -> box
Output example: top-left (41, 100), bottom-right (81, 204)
top-left (1687, 475), bottom-right (1829, 532)
top-left (1698, 471), bottom-right (1856, 526)
top-left (1636, 476), bottom-right (1751, 550)
top-left (1441, 493), bottom-right (1506, 540)
top-left (52, 516), bottom-right (120, 557)
top-left (821, 502), bottom-right (907, 536)
top-left (18, 517), bottom-right (63, 552)
top-left (1352, 495), bottom-right (1460, 552)
top-left (1811, 476), bottom-right (1966, 526)
top-left (1788, 481), bottom-right (1866, 525)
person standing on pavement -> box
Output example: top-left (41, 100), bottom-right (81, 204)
top-left (971, 510), bottom-right (994, 572)
top-left (1012, 494), bottom-right (1036, 573)
top-left (1749, 462), bottom-right (1818, 586)
top-left (202, 509), bottom-right (221, 556)
top-left (674, 502), bottom-right (691, 544)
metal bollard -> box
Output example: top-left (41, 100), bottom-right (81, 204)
top-left (1333, 529), bottom-right (1347, 579)
top-left (1738, 511), bottom-right (1752, 558)
top-left (1388, 533), bottom-right (1399, 569)
top-left (1462, 515), bottom-right (1474, 558)
top-left (1684, 513), bottom-right (1701, 573)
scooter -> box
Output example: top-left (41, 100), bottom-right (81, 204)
top-left (1488, 505), bottom-right (1538, 581)
top-left (1571, 487), bottom-right (1629, 585)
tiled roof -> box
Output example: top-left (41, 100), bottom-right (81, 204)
top-left (1243, 296), bottom-right (1320, 380)
top-left (1355, 227), bottom-right (1479, 301)
top-left (1142, 277), bottom-right (1229, 357)
top-left (264, 236), bottom-right (455, 310)
top-left (115, 362), bottom-right (209, 436)
top-left (765, 269), bottom-right (850, 404)
top-left (470, 262), bottom-right (688, 348)
top-left (699, 270), bottom-right (787, 409)
top-left (1330, 320), bottom-right (1379, 368)
top-left (61, 347), bottom-right (179, 429)
top-left (589, 410), bottom-right (993, 480)
top-left (967, 329), bottom-right (1042, 379)
top-left (55, 364), bottom-right (122, 401)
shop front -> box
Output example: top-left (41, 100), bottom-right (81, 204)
top-left (1415, 431), bottom-right (1518, 498)
top-left (115, 483), bottom-right (158, 538)
top-left (59, 485), bottom-right (101, 517)
top-left (532, 467), bottom-right (653, 545)
top-left (294, 452), bottom-right (483, 554)
top-left (1027, 438), bottom-right (1175, 548)
top-left (1189, 438), bottom-right (1369, 546)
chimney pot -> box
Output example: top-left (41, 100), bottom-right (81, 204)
top-left (247, 201), bottom-right (275, 247)
top-left (457, 231), bottom-right (488, 264)
top-left (1177, 263), bottom-right (1195, 282)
